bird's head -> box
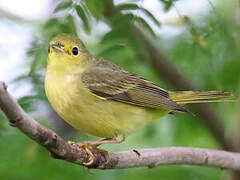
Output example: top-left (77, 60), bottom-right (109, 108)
top-left (47, 34), bottom-right (88, 71)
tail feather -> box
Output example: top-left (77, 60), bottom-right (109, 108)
top-left (169, 91), bottom-right (236, 104)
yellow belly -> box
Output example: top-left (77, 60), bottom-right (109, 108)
top-left (45, 73), bottom-right (168, 138)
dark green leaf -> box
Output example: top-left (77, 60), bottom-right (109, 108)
top-left (75, 5), bottom-right (90, 33)
top-left (43, 16), bottom-right (77, 38)
top-left (99, 44), bottom-right (126, 57)
top-left (43, 18), bottom-right (59, 29)
top-left (101, 29), bottom-right (128, 45)
top-left (29, 47), bottom-right (47, 75)
top-left (43, 18), bottom-right (65, 38)
top-left (100, 28), bottom-right (148, 61)
top-left (54, 1), bottom-right (72, 13)
top-left (127, 31), bottom-right (149, 61)
top-left (18, 95), bottom-right (38, 112)
top-left (141, 8), bottom-right (160, 27)
top-left (108, 13), bottom-right (134, 28)
top-left (159, 0), bottom-right (177, 11)
top-left (116, 3), bottom-right (160, 27)
top-left (164, 1), bottom-right (173, 11)
top-left (116, 3), bottom-right (139, 11)
top-left (85, 0), bottom-right (104, 18)
top-left (135, 16), bottom-right (156, 37)
top-left (64, 15), bottom-right (77, 35)
top-left (12, 74), bottom-right (29, 82)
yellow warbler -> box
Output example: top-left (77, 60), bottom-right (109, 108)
top-left (45, 34), bottom-right (233, 163)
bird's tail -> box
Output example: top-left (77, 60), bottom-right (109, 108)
top-left (169, 91), bottom-right (236, 104)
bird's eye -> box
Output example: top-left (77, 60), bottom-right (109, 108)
top-left (72, 47), bottom-right (79, 56)
top-left (48, 46), bottom-right (50, 53)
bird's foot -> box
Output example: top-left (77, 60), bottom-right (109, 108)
top-left (68, 141), bottom-right (109, 166)
top-left (68, 136), bottom-right (125, 166)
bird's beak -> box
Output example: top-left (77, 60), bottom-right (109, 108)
top-left (51, 43), bottom-right (64, 53)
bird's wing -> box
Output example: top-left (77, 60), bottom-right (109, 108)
top-left (81, 61), bottom-right (187, 112)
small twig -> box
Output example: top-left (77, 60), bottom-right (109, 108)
top-left (1, 81), bottom-right (240, 170)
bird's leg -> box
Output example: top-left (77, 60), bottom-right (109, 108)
top-left (68, 135), bottom-right (125, 166)
top-left (84, 135), bottom-right (125, 146)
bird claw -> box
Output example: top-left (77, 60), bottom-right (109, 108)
top-left (67, 137), bottom-right (124, 166)
top-left (68, 141), bottom-right (109, 166)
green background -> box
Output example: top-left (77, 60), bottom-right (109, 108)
top-left (0, 0), bottom-right (239, 179)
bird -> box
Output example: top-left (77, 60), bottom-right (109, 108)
top-left (45, 33), bottom-right (234, 165)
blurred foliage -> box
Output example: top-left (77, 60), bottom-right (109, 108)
top-left (0, 0), bottom-right (239, 180)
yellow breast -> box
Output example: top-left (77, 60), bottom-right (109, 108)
top-left (45, 63), bottom-right (168, 138)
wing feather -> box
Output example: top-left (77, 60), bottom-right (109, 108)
top-left (81, 61), bottom-right (187, 112)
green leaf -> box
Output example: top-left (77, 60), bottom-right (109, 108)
top-left (116, 3), bottom-right (139, 11)
top-left (63, 15), bottom-right (77, 35)
top-left (43, 18), bottom-right (67, 39)
top-left (135, 16), bottom-right (156, 37)
top-left (141, 8), bottom-right (160, 27)
top-left (12, 74), bottom-right (29, 82)
top-left (159, 0), bottom-right (176, 11)
top-left (116, 3), bottom-right (160, 26)
top-left (44, 18), bottom-right (59, 29)
top-left (75, 5), bottom-right (90, 33)
top-left (85, 0), bottom-right (104, 18)
top-left (54, 1), bottom-right (72, 13)
top-left (127, 31), bottom-right (149, 61)
top-left (108, 13), bottom-right (134, 29)
top-left (101, 29), bottom-right (128, 45)
top-left (99, 44), bottom-right (126, 57)
top-left (29, 47), bottom-right (47, 75)
top-left (164, 1), bottom-right (173, 11)
top-left (18, 95), bottom-right (38, 112)
top-left (116, 3), bottom-right (160, 27)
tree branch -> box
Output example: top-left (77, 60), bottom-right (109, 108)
top-left (0, 81), bottom-right (240, 170)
